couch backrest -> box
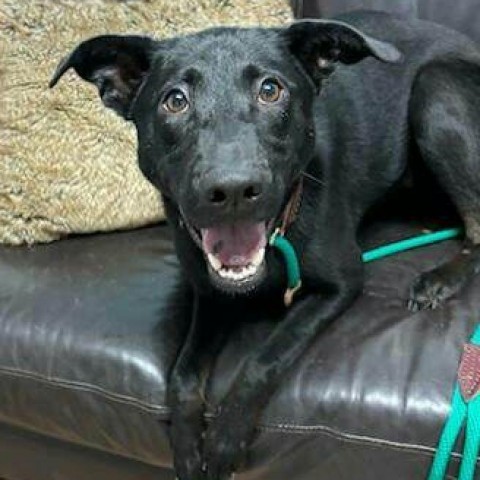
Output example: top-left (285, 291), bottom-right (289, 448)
top-left (291, 0), bottom-right (480, 44)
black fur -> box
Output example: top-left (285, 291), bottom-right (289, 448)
top-left (50, 11), bottom-right (480, 479)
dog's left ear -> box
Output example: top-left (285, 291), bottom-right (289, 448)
top-left (283, 20), bottom-right (402, 87)
top-left (49, 35), bottom-right (159, 120)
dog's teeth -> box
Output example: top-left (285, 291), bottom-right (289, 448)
top-left (215, 259), bottom-right (262, 282)
top-left (218, 268), bottom-right (234, 279)
top-left (251, 248), bottom-right (265, 267)
top-left (245, 265), bottom-right (256, 276)
top-left (232, 271), bottom-right (242, 281)
top-left (207, 253), bottom-right (222, 271)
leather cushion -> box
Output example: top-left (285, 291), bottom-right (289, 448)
top-left (0, 222), bottom-right (477, 477)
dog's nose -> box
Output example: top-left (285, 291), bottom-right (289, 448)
top-left (205, 178), bottom-right (264, 209)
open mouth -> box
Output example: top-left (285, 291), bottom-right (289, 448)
top-left (180, 179), bottom-right (303, 295)
top-left (200, 221), bottom-right (269, 293)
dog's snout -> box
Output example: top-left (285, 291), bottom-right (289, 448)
top-left (206, 178), bottom-right (264, 208)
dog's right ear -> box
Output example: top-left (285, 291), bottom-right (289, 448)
top-left (49, 35), bottom-right (159, 120)
top-left (282, 20), bottom-right (401, 90)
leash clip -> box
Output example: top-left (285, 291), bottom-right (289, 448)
top-left (283, 281), bottom-right (303, 307)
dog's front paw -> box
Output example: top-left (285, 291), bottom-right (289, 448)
top-left (408, 269), bottom-right (460, 311)
top-left (202, 403), bottom-right (255, 480)
top-left (173, 446), bottom-right (206, 480)
top-left (169, 406), bottom-right (207, 480)
top-left (171, 434), bottom-right (207, 480)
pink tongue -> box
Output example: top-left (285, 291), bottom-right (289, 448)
top-left (201, 221), bottom-right (266, 267)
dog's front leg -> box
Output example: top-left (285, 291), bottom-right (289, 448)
top-left (202, 286), bottom-right (360, 480)
top-left (168, 293), bottom-right (228, 480)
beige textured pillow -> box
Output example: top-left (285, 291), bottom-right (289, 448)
top-left (0, 0), bottom-right (291, 245)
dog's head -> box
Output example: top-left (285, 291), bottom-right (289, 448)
top-left (50, 21), bottom-right (400, 295)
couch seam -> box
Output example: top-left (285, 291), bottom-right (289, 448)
top-left (258, 424), bottom-right (476, 470)
top-left (0, 365), bottom-right (458, 460)
top-left (0, 365), bottom-right (170, 415)
top-left (258, 423), bottom-right (454, 459)
top-left (0, 420), bottom-right (458, 479)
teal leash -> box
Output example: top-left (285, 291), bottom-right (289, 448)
top-left (361, 228), bottom-right (462, 263)
top-left (428, 325), bottom-right (480, 480)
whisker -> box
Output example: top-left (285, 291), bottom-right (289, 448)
top-left (301, 171), bottom-right (325, 187)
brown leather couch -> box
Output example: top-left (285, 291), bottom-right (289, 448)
top-left (1, 2), bottom-right (479, 479)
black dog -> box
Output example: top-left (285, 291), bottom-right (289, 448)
top-left (50, 10), bottom-right (480, 479)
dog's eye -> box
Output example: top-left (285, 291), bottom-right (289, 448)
top-left (258, 78), bottom-right (283, 104)
top-left (163, 89), bottom-right (189, 114)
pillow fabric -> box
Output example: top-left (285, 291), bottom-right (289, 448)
top-left (0, 0), bottom-right (291, 245)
